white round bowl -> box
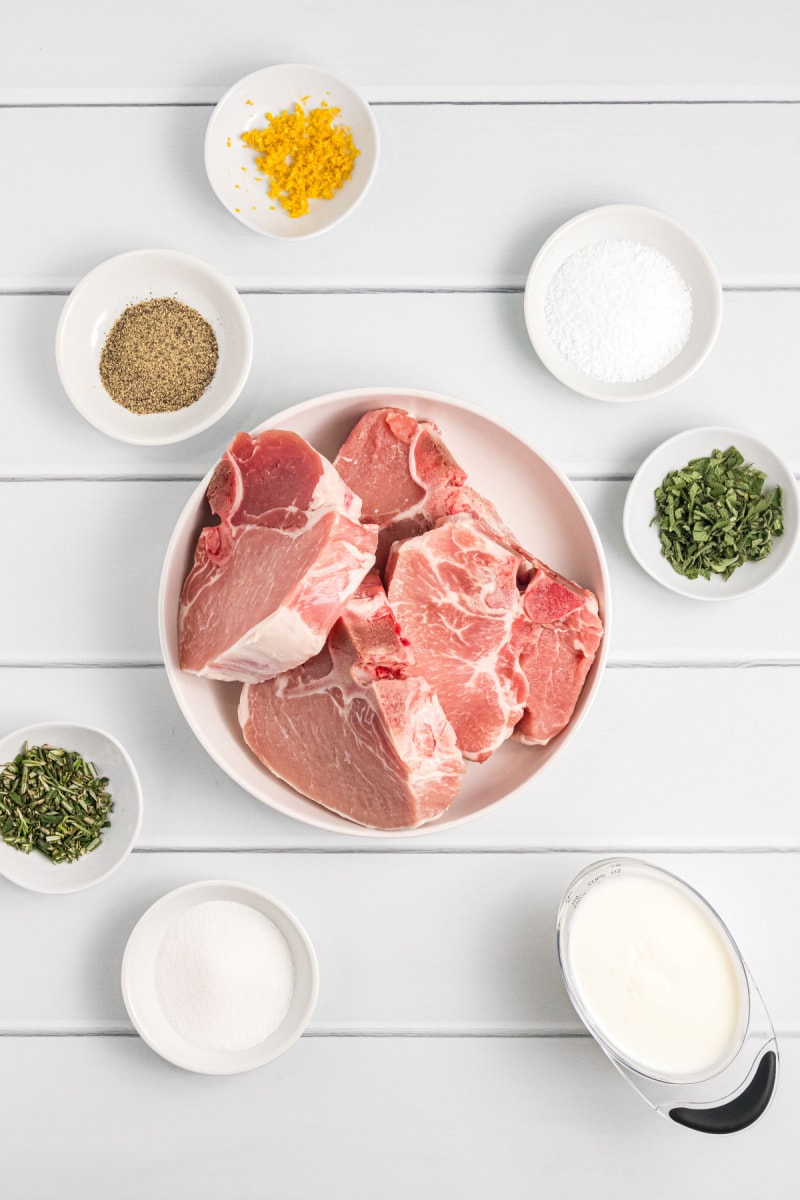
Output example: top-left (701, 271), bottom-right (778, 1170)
top-left (55, 249), bottom-right (253, 445)
top-left (121, 880), bottom-right (319, 1074)
top-left (157, 386), bottom-right (611, 838)
top-left (205, 64), bottom-right (380, 240)
top-left (0, 722), bottom-right (143, 894)
top-left (623, 426), bottom-right (799, 601)
top-left (524, 204), bottom-right (722, 402)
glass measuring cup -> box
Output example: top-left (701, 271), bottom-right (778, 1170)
top-left (556, 857), bottom-right (778, 1133)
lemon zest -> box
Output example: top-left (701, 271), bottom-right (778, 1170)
top-left (240, 100), bottom-right (360, 218)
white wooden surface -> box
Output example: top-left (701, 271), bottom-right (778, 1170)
top-left (2, 4), bottom-right (800, 1196)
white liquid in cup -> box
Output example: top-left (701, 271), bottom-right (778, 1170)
top-left (565, 870), bottom-right (747, 1081)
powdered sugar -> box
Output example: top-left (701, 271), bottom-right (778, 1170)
top-left (545, 239), bottom-right (693, 383)
top-left (154, 899), bottom-right (295, 1053)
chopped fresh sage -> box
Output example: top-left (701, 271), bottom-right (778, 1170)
top-left (0, 742), bottom-right (113, 864)
top-left (652, 445), bottom-right (784, 581)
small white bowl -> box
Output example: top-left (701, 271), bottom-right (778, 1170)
top-left (121, 880), bottom-right (319, 1074)
top-left (56, 248), bottom-right (253, 445)
top-left (205, 64), bottom-right (380, 240)
top-left (0, 722), bottom-right (143, 894)
top-left (524, 204), bottom-right (722, 402)
top-left (623, 426), bottom-right (799, 601)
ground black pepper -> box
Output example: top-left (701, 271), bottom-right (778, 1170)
top-left (99, 297), bottom-right (219, 414)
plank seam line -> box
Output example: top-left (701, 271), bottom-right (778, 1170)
top-left (381, 99), bottom-right (800, 108)
top-left (4, 286), bottom-right (528, 297)
top-left (2, 285), bottom-right (799, 298)
top-left (0, 1030), bottom-right (630, 1040)
top-left (2, 99), bottom-right (800, 111)
top-left (127, 846), bottom-right (800, 856)
top-left (0, 1028), bottom-right (797, 1039)
top-left (0, 660), bottom-right (166, 669)
top-left (0, 1033), bottom-right (593, 1042)
top-left (0, 474), bottom-right (195, 483)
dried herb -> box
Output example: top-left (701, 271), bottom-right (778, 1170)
top-left (99, 297), bottom-right (218, 414)
top-left (0, 742), bottom-right (113, 863)
top-left (652, 445), bottom-right (784, 581)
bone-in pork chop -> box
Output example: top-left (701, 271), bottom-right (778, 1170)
top-left (337, 406), bottom-right (604, 749)
top-left (514, 563), bottom-right (604, 744)
top-left (178, 430), bottom-right (377, 683)
top-left (239, 573), bottom-right (464, 829)
top-left (385, 518), bottom-right (529, 762)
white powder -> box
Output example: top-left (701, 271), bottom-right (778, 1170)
top-left (154, 899), bottom-right (295, 1053)
top-left (544, 238), bottom-right (693, 383)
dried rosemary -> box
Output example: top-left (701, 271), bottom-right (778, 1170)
top-left (0, 742), bottom-right (114, 863)
top-left (99, 297), bottom-right (219, 415)
top-left (652, 445), bottom-right (784, 581)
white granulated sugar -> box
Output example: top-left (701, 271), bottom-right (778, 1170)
top-left (545, 239), bottom-right (693, 383)
top-left (154, 899), bottom-right (295, 1054)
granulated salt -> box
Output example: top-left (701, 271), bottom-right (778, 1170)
top-left (544, 239), bottom-right (693, 383)
top-left (154, 899), bottom-right (295, 1053)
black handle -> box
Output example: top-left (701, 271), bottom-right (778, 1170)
top-left (668, 1050), bottom-right (777, 1134)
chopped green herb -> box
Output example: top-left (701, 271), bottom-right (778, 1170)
top-left (652, 445), bottom-right (784, 581)
top-left (0, 742), bottom-right (113, 864)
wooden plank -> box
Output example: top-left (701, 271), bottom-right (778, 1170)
top-left (0, 1034), bottom-right (794, 1199)
top-left (0, 851), bottom-right (790, 1033)
top-left (2, 479), bottom-right (798, 664)
top-left (2, 0), bottom-right (799, 99)
top-left (0, 482), bottom-right (187, 665)
top-left (1, 104), bottom-right (800, 288)
top-left (3, 291), bottom-right (800, 480)
top-left (0, 665), bottom-right (797, 851)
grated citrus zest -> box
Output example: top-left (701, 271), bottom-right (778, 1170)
top-left (240, 100), bottom-right (360, 218)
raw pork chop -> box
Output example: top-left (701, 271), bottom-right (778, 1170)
top-left (333, 407), bottom-right (527, 570)
top-left (514, 563), bottom-right (604, 745)
top-left (239, 573), bottom-right (464, 829)
top-left (178, 430), bottom-right (377, 683)
top-left (334, 407), bottom-right (466, 569)
top-left (337, 406), bottom-right (604, 750)
top-left (385, 518), bottom-right (529, 762)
